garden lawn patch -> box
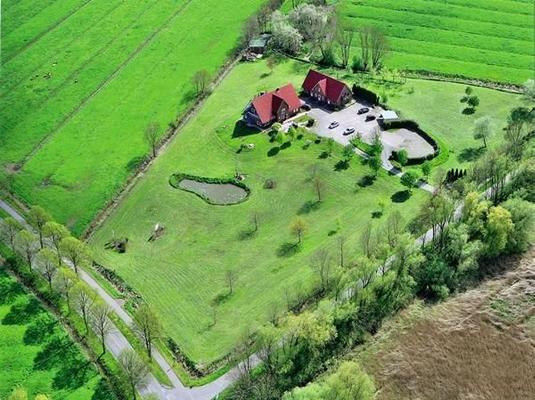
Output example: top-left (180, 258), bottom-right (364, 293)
top-left (340, 0), bottom-right (534, 84)
top-left (1, 0), bottom-right (264, 235)
top-left (89, 59), bottom-right (429, 366)
top-left (0, 269), bottom-right (113, 399)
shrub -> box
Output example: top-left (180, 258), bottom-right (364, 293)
top-left (395, 149), bottom-right (408, 166)
top-left (264, 179), bottom-right (277, 189)
top-left (351, 84), bottom-right (379, 105)
top-left (351, 55), bottom-right (364, 72)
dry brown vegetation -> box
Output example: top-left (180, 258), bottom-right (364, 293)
top-left (357, 249), bottom-right (535, 400)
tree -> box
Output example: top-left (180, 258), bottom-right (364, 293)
top-left (266, 57), bottom-right (276, 74)
top-left (485, 206), bottom-right (513, 258)
top-left (368, 154), bottom-right (381, 177)
top-left (15, 229), bottom-right (36, 271)
top-left (60, 236), bottom-right (90, 275)
top-left (421, 161), bottom-right (431, 180)
top-left (290, 217), bottom-right (307, 244)
top-left (2, 217), bottom-right (21, 249)
top-left (502, 198), bottom-right (534, 254)
top-left (396, 149), bottom-right (408, 166)
top-left (400, 171), bottom-right (419, 193)
top-left (37, 248), bottom-right (59, 290)
top-left (133, 304), bottom-right (162, 359)
top-left (313, 176), bottom-right (325, 202)
top-left (91, 302), bottom-right (112, 355)
top-left (250, 211), bottom-right (259, 232)
top-left (34, 395), bottom-right (50, 400)
top-left (118, 349), bottom-right (148, 400)
top-left (470, 150), bottom-right (509, 204)
top-left (243, 15), bottom-right (260, 45)
top-left (358, 26), bottom-right (372, 71)
top-left (28, 206), bottom-right (51, 249)
top-left (73, 283), bottom-right (96, 333)
top-left (359, 222), bottom-right (375, 258)
top-left (336, 25), bottom-right (354, 69)
top-left (521, 79), bottom-right (535, 104)
top-left (43, 221), bottom-right (69, 264)
top-left (225, 269), bottom-right (237, 294)
top-left (326, 138), bottom-right (335, 156)
top-left (473, 116), bottom-right (492, 148)
top-left (309, 249), bottom-right (332, 292)
top-left (144, 122), bottom-right (160, 159)
top-left (467, 95), bottom-right (479, 108)
top-left (8, 387), bottom-right (28, 400)
top-left (55, 267), bottom-right (77, 313)
top-left (504, 107), bottom-right (534, 160)
top-left (192, 69), bottom-right (211, 97)
top-left (369, 27), bottom-right (388, 70)
top-left (342, 144), bottom-right (354, 162)
top-left (271, 11), bottom-right (303, 54)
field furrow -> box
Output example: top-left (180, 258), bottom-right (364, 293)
top-left (0, 0), bottom-right (187, 165)
top-left (1, 0), bottom-right (95, 62)
top-left (1, 0), bottom-right (57, 36)
top-left (340, 0), bottom-right (533, 83)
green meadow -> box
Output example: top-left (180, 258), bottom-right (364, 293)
top-left (90, 59), bottom-right (430, 365)
top-left (1, 0), bottom-right (263, 235)
top-left (340, 0), bottom-right (534, 83)
top-left (0, 269), bottom-right (113, 399)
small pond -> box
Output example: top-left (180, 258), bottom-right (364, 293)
top-left (177, 179), bottom-right (249, 205)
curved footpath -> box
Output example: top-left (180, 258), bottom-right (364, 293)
top-left (0, 198), bottom-right (257, 400)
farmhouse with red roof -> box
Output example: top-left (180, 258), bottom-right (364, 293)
top-left (302, 69), bottom-right (352, 109)
top-left (243, 83), bottom-right (302, 128)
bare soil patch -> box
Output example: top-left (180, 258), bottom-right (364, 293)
top-left (360, 249), bottom-right (535, 400)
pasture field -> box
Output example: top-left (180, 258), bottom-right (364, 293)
top-left (90, 59), bottom-right (429, 365)
top-left (0, 0), bottom-right (264, 235)
top-left (0, 269), bottom-right (113, 399)
top-left (340, 0), bottom-right (534, 84)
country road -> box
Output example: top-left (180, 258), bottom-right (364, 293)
top-left (0, 198), bottom-right (258, 400)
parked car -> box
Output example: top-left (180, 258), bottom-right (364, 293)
top-left (302, 104), bottom-right (311, 111)
top-left (365, 115), bottom-right (376, 122)
top-left (329, 121), bottom-right (340, 129)
top-left (343, 127), bottom-right (355, 135)
top-left (357, 107), bottom-right (370, 114)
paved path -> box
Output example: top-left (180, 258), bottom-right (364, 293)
top-left (0, 198), bottom-right (257, 400)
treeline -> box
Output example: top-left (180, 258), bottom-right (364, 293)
top-left (224, 105), bottom-right (534, 399)
top-left (243, 0), bottom-right (388, 71)
top-left (0, 209), bottom-right (164, 400)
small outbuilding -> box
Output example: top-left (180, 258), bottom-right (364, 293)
top-left (378, 110), bottom-right (399, 122)
top-left (248, 34), bottom-right (271, 54)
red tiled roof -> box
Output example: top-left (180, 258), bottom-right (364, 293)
top-left (302, 69), bottom-right (349, 104)
top-left (251, 84), bottom-right (301, 125)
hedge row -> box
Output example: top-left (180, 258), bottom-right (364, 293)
top-left (380, 119), bottom-right (440, 165)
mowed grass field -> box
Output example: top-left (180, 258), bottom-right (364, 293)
top-left (0, 0), bottom-right (263, 235)
top-left (90, 59), bottom-right (429, 365)
top-left (340, 0), bottom-right (534, 83)
top-left (0, 269), bottom-right (113, 399)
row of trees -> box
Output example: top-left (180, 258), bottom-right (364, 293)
top-left (0, 208), bottom-right (163, 399)
top-left (267, 3), bottom-right (388, 70)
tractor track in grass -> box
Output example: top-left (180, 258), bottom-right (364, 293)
top-left (2, 0), bottom-right (96, 64)
top-left (0, 0), bottom-right (161, 138)
top-left (18, 0), bottom-right (195, 170)
top-left (1, 0), bottom-right (57, 37)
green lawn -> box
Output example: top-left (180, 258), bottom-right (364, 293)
top-left (1, 0), bottom-right (264, 235)
top-left (372, 78), bottom-right (523, 174)
top-left (0, 269), bottom-right (113, 399)
top-left (339, 0), bottom-right (534, 84)
top-left (89, 59), bottom-right (429, 365)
